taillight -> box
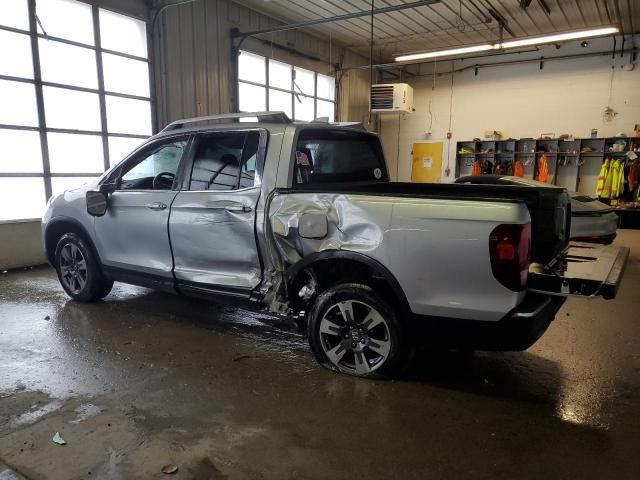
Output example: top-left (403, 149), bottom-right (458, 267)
top-left (489, 223), bottom-right (531, 291)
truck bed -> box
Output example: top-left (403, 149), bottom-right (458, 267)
top-left (287, 181), bottom-right (571, 264)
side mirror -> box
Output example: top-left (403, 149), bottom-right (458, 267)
top-left (86, 190), bottom-right (108, 217)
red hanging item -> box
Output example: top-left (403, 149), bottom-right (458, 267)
top-left (628, 159), bottom-right (639, 192)
top-left (536, 153), bottom-right (549, 183)
top-left (513, 159), bottom-right (524, 177)
top-left (471, 159), bottom-right (482, 176)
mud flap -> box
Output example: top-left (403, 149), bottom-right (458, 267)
top-left (528, 242), bottom-right (629, 299)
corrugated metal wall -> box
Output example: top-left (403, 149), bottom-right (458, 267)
top-left (152, 0), bottom-right (374, 129)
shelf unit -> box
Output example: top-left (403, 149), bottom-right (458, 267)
top-left (455, 137), bottom-right (640, 195)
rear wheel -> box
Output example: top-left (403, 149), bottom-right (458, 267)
top-left (55, 233), bottom-right (113, 302)
top-left (308, 283), bottom-right (410, 379)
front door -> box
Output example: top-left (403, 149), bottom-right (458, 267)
top-left (169, 130), bottom-right (264, 293)
top-left (94, 137), bottom-right (189, 287)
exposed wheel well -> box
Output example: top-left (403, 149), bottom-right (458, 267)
top-left (287, 256), bottom-right (409, 315)
top-left (44, 220), bottom-right (98, 265)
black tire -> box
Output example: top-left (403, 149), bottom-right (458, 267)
top-left (54, 233), bottom-right (113, 302)
top-left (307, 283), bottom-right (411, 379)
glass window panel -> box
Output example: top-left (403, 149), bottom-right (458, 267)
top-left (269, 59), bottom-right (291, 90)
top-left (102, 53), bottom-right (150, 97)
top-left (99, 9), bottom-right (147, 58)
top-left (120, 141), bottom-right (186, 190)
top-left (238, 82), bottom-right (265, 112)
top-left (294, 95), bottom-right (314, 121)
top-left (317, 74), bottom-right (335, 101)
top-left (0, 129), bottom-right (42, 173)
top-left (293, 67), bottom-right (314, 95)
top-left (105, 96), bottom-right (152, 135)
top-left (39, 39), bottom-right (98, 89)
top-left (0, 80), bottom-right (38, 127)
top-left (48, 133), bottom-right (104, 173)
top-left (51, 176), bottom-right (98, 196)
top-left (108, 136), bottom-right (144, 166)
top-left (316, 100), bottom-right (335, 122)
top-left (43, 86), bottom-right (101, 131)
top-left (0, 0), bottom-right (29, 30)
top-left (0, 178), bottom-right (46, 220)
top-left (268, 89), bottom-right (292, 118)
top-left (36, 0), bottom-right (94, 45)
top-left (0, 30), bottom-right (33, 78)
top-left (294, 129), bottom-right (387, 185)
top-left (238, 51), bottom-right (265, 84)
top-left (189, 134), bottom-right (245, 191)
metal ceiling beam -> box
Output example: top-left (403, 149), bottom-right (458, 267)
top-left (231, 0), bottom-right (440, 40)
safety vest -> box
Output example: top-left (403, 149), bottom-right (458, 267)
top-left (610, 160), bottom-right (625, 206)
top-left (536, 153), bottom-right (549, 183)
top-left (471, 159), bottom-right (481, 176)
top-left (598, 158), bottom-right (612, 198)
top-left (513, 159), bottom-right (524, 177)
top-left (596, 158), bottom-right (609, 197)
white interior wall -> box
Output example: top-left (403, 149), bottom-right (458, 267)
top-left (380, 40), bottom-right (640, 192)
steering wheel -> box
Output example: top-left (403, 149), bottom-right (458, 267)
top-left (152, 171), bottom-right (175, 190)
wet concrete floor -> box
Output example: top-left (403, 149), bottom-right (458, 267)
top-left (1, 230), bottom-right (639, 479)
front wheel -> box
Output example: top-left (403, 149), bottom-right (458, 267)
top-left (54, 233), bottom-right (113, 302)
top-left (307, 283), bottom-right (410, 379)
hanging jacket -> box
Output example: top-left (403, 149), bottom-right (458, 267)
top-left (610, 159), bottom-right (624, 206)
top-left (628, 159), bottom-right (639, 192)
top-left (513, 159), bottom-right (524, 177)
top-left (536, 153), bottom-right (549, 183)
top-left (597, 158), bottom-right (611, 198)
top-left (471, 159), bottom-right (481, 175)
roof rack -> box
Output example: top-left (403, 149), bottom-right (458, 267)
top-left (161, 111), bottom-right (292, 132)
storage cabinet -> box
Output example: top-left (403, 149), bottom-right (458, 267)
top-left (455, 137), bottom-right (640, 196)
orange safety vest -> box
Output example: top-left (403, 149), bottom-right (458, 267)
top-left (513, 159), bottom-right (524, 177)
top-left (471, 159), bottom-right (481, 176)
top-left (536, 153), bottom-right (549, 183)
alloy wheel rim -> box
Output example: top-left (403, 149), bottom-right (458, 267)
top-left (59, 243), bottom-right (87, 294)
top-left (319, 300), bottom-right (391, 375)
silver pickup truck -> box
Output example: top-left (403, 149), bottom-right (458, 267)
top-left (42, 112), bottom-right (629, 378)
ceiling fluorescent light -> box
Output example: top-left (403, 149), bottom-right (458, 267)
top-left (500, 27), bottom-right (619, 49)
top-left (394, 27), bottom-right (618, 63)
top-left (394, 44), bottom-right (495, 62)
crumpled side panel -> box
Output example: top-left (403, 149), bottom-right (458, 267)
top-left (269, 193), bottom-right (390, 267)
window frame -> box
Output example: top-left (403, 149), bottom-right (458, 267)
top-left (0, 0), bottom-right (152, 222)
top-left (182, 129), bottom-right (269, 193)
top-left (237, 50), bottom-right (335, 122)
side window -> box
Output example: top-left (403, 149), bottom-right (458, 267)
top-left (119, 140), bottom-right (187, 190)
top-left (189, 131), bottom-right (260, 191)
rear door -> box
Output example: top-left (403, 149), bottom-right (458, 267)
top-left (94, 136), bottom-right (190, 287)
top-left (528, 242), bottom-right (629, 299)
top-left (169, 129), bottom-right (265, 294)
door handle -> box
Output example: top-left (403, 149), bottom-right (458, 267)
top-left (224, 204), bottom-right (252, 213)
top-left (146, 201), bottom-right (167, 211)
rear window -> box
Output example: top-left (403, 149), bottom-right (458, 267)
top-left (293, 129), bottom-right (387, 186)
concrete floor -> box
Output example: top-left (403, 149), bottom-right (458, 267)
top-left (1, 231), bottom-right (639, 480)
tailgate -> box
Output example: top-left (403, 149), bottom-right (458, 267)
top-left (528, 242), bottom-right (629, 299)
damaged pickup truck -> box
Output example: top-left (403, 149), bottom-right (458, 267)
top-left (42, 112), bottom-right (630, 378)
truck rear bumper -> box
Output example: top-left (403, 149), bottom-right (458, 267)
top-left (411, 293), bottom-right (565, 351)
